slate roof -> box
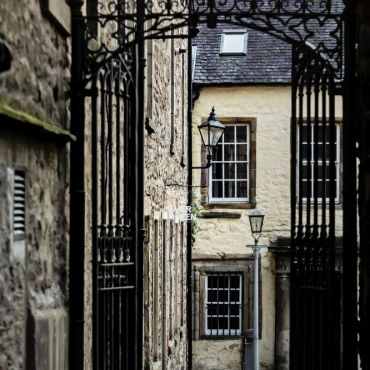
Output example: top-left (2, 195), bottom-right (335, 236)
top-left (193, 0), bottom-right (344, 86)
top-left (193, 25), bottom-right (292, 85)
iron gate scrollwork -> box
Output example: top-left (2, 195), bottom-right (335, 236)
top-left (90, 49), bottom-right (137, 369)
top-left (67, 0), bottom-right (356, 369)
top-left (290, 46), bottom-right (342, 370)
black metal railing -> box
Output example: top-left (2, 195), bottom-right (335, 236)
top-left (290, 47), bottom-right (342, 370)
top-left (90, 50), bottom-right (139, 369)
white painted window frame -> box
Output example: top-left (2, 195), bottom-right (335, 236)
top-left (209, 123), bottom-right (250, 202)
top-left (297, 122), bottom-right (341, 203)
top-left (205, 274), bottom-right (243, 336)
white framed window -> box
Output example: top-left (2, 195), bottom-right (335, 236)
top-left (209, 124), bottom-right (249, 202)
top-left (297, 122), bottom-right (340, 202)
top-left (205, 273), bottom-right (243, 336)
top-left (220, 29), bottom-right (248, 55)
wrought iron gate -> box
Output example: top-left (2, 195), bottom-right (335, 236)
top-left (290, 46), bottom-right (342, 370)
top-left (67, 0), bottom-right (357, 369)
top-left (90, 50), bottom-right (138, 369)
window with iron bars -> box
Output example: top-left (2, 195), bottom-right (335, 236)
top-left (205, 273), bottom-right (243, 336)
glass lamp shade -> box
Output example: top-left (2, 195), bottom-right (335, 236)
top-left (249, 214), bottom-right (264, 234)
top-left (198, 108), bottom-right (225, 148)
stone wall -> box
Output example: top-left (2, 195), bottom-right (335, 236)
top-left (143, 31), bottom-right (189, 369)
top-left (192, 85), bottom-right (343, 370)
top-left (0, 1), bottom-right (70, 369)
top-left (0, 0), bottom-right (70, 130)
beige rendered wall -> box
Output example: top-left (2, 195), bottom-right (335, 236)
top-left (191, 85), bottom-right (343, 370)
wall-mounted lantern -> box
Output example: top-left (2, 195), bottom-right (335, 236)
top-left (193, 107), bottom-right (225, 169)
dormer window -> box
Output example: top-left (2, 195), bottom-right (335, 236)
top-left (220, 29), bottom-right (248, 55)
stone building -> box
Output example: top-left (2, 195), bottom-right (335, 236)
top-left (191, 25), bottom-right (344, 370)
top-left (0, 1), bottom-right (72, 369)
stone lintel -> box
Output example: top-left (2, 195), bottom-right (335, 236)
top-left (193, 252), bottom-right (253, 260)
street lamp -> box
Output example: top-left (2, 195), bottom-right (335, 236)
top-left (193, 107), bottom-right (225, 169)
top-left (248, 207), bottom-right (265, 370)
top-left (249, 208), bottom-right (265, 245)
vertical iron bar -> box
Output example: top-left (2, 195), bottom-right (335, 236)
top-left (92, 74), bottom-right (99, 370)
top-left (108, 63), bottom-right (113, 227)
top-left (290, 46), bottom-right (298, 370)
top-left (116, 64), bottom-right (121, 225)
top-left (136, 0), bottom-right (146, 361)
top-left (101, 73), bottom-right (107, 226)
top-left (328, 73), bottom-right (336, 370)
top-left (68, 1), bottom-right (85, 369)
top-left (342, 2), bottom-right (358, 368)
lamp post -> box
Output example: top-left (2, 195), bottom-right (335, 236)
top-left (248, 208), bottom-right (265, 370)
top-left (193, 107), bottom-right (225, 169)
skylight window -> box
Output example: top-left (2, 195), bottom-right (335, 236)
top-left (220, 30), bottom-right (248, 55)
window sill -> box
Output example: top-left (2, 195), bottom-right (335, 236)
top-left (202, 202), bottom-right (255, 210)
top-left (200, 211), bottom-right (241, 219)
top-left (198, 335), bottom-right (245, 341)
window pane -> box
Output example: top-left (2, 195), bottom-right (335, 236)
top-left (236, 126), bottom-right (247, 142)
top-left (236, 144), bottom-right (248, 161)
top-left (212, 181), bottom-right (223, 198)
top-left (212, 145), bottom-right (223, 161)
top-left (225, 181), bottom-right (235, 198)
top-left (222, 33), bottom-right (246, 54)
top-left (224, 126), bottom-right (235, 143)
top-left (301, 180), bottom-right (309, 198)
top-left (224, 145), bottom-right (235, 161)
top-left (325, 143), bottom-right (338, 161)
top-left (207, 317), bottom-right (218, 329)
top-left (301, 164), bottom-right (309, 179)
top-left (230, 290), bottom-right (240, 302)
top-left (236, 163), bottom-right (247, 179)
top-left (301, 143), bottom-right (309, 161)
top-left (208, 290), bottom-right (217, 302)
top-left (207, 304), bottom-right (217, 316)
top-left (301, 125), bottom-right (309, 142)
top-left (212, 163), bottom-right (223, 179)
top-left (230, 275), bottom-right (240, 288)
top-left (224, 163), bottom-right (235, 179)
top-left (218, 289), bottom-right (227, 302)
top-left (237, 181), bottom-right (248, 198)
top-left (230, 305), bottom-right (240, 316)
top-left (218, 317), bottom-right (228, 330)
top-left (208, 276), bottom-right (216, 288)
top-left (230, 317), bottom-right (240, 330)
top-left (218, 276), bottom-right (228, 288)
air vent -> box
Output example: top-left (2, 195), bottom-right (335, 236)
top-left (13, 170), bottom-right (26, 236)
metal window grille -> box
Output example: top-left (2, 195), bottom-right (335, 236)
top-left (210, 124), bottom-right (249, 202)
top-left (205, 273), bottom-right (243, 336)
top-left (13, 170), bottom-right (26, 236)
top-left (297, 123), bottom-right (340, 202)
